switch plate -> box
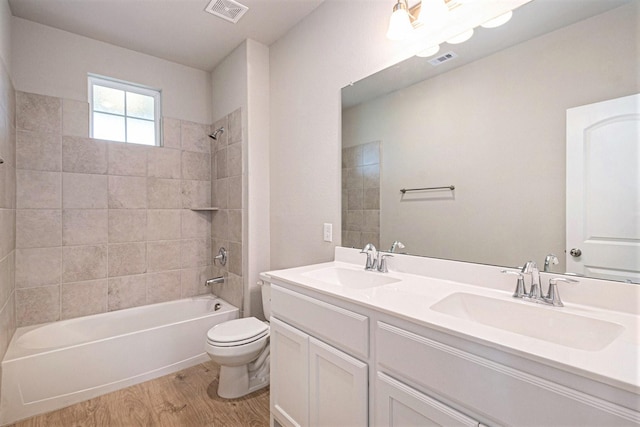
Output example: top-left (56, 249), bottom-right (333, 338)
top-left (323, 223), bottom-right (333, 242)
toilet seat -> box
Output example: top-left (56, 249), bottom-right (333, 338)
top-left (207, 317), bottom-right (269, 347)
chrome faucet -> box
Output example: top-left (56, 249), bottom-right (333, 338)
top-left (503, 260), bottom-right (579, 307)
top-left (360, 243), bottom-right (378, 271)
top-left (522, 261), bottom-right (543, 300)
top-left (389, 241), bottom-right (405, 253)
top-left (544, 254), bottom-right (559, 272)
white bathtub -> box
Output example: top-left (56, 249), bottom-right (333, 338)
top-left (0, 295), bottom-right (238, 425)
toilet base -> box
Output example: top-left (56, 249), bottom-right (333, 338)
top-left (217, 364), bottom-right (269, 399)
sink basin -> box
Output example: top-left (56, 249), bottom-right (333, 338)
top-left (302, 267), bottom-right (400, 289)
top-left (430, 292), bottom-right (624, 351)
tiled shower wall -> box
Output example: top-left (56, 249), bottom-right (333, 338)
top-left (0, 60), bottom-right (16, 360)
top-left (342, 141), bottom-right (380, 249)
top-left (209, 109), bottom-right (245, 312)
top-left (14, 91), bottom-right (220, 327)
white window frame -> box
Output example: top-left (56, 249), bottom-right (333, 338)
top-left (88, 74), bottom-right (163, 146)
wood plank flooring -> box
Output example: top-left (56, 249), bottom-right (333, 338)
top-left (9, 361), bottom-right (270, 427)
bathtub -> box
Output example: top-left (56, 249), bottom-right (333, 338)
top-left (0, 295), bottom-right (238, 425)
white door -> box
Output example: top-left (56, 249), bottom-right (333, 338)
top-left (309, 337), bottom-right (368, 427)
top-left (566, 93), bottom-right (640, 283)
top-left (270, 318), bottom-right (309, 427)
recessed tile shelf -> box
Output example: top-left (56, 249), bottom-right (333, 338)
top-left (190, 207), bottom-right (220, 211)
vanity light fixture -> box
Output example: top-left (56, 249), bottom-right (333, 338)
top-left (386, 0), bottom-right (415, 41)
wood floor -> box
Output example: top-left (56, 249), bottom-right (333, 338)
top-left (9, 361), bottom-right (270, 427)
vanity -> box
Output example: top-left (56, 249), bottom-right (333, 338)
top-left (261, 247), bottom-right (640, 427)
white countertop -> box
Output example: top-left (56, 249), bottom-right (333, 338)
top-left (262, 250), bottom-right (640, 395)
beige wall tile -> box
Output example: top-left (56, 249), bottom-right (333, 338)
top-left (364, 188), bottom-right (380, 210)
top-left (180, 266), bottom-right (211, 298)
top-left (62, 136), bottom-right (108, 174)
top-left (181, 209), bottom-right (211, 239)
top-left (16, 92), bottom-right (61, 134)
top-left (220, 272), bottom-right (244, 309)
top-left (0, 253), bottom-right (13, 308)
top-left (147, 209), bottom-right (181, 241)
top-left (227, 142), bottom-right (242, 177)
top-left (17, 169), bottom-right (61, 209)
top-left (108, 242), bottom-right (146, 277)
top-left (360, 232), bottom-right (379, 248)
top-left (108, 142), bottom-right (147, 176)
top-left (62, 173), bottom-right (108, 209)
top-left (16, 209), bottom-right (62, 248)
top-left (362, 141), bottom-right (380, 166)
top-left (363, 164), bottom-right (380, 189)
top-left (181, 180), bottom-right (210, 208)
top-left (62, 209), bottom-right (108, 245)
top-left (362, 210), bottom-right (380, 233)
top-left (62, 244), bottom-right (107, 283)
top-left (214, 148), bottom-right (227, 179)
top-left (162, 117), bottom-right (181, 150)
top-left (212, 178), bottom-right (228, 209)
top-left (228, 176), bottom-right (242, 209)
top-left (211, 209), bottom-right (228, 240)
top-left (182, 151), bottom-right (210, 181)
top-left (342, 146), bottom-right (363, 169)
top-left (147, 148), bottom-right (181, 179)
top-left (181, 121), bottom-right (210, 153)
top-left (16, 285), bottom-right (60, 326)
top-left (181, 238), bottom-right (210, 268)
top-left (108, 209), bottom-right (146, 243)
top-left (16, 130), bottom-right (61, 172)
top-left (61, 279), bottom-right (107, 319)
top-left (15, 247), bottom-right (62, 288)
top-left (147, 178), bottom-right (181, 209)
top-left (62, 99), bottom-right (89, 138)
top-left (147, 240), bottom-right (181, 272)
top-left (0, 209), bottom-right (15, 259)
top-left (228, 108), bottom-right (242, 144)
top-left (147, 270), bottom-right (181, 304)
top-left (228, 209), bottom-right (242, 243)
top-left (0, 293), bottom-right (16, 359)
top-left (108, 274), bottom-right (146, 311)
top-left (108, 175), bottom-right (147, 209)
top-left (347, 188), bottom-right (364, 210)
top-left (0, 164), bottom-right (16, 209)
top-left (228, 241), bottom-right (243, 276)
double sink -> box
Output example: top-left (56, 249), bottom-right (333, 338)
top-left (302, 266), bottom-right (625, 351)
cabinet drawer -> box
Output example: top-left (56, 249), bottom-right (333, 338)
top-left (271, 285), bottom-right (369, 359)
top-left (376, 321), bottom-right (639, 426)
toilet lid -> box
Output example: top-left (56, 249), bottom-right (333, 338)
top-left (207, 317), bottom-right (269, 344)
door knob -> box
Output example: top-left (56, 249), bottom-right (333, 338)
top-left (569, 248), bottom-right (582, 257)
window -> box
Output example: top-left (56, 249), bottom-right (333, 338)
top-left (89, 75), bottom-right (162, 146)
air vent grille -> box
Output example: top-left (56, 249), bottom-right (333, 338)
top-left (205, 0), bottom-right (249, 24)
top-left (428, 51), bottom-right (458, 67)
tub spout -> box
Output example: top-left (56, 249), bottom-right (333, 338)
top-left (205, 276), bottom-right (224, 286)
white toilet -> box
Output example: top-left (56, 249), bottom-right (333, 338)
top-left (205, 281), bottom-right (271, 399)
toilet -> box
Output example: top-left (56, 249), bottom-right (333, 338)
top-left (205, 281), bottom-right (271, 399)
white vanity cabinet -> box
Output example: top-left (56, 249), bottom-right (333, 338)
top-left (270, 285), bottom-right (369, 427)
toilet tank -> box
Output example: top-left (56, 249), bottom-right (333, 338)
top-left (261, 281), bottom-right (271, 319)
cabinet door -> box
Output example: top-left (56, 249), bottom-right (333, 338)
top-left (375, 372), bottom-right (478, 427)
top-left (309, 337), bottom-right (368, 427)
top-left (271, 318), bottom-right (309, 427)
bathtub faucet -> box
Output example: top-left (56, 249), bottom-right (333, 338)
top-left (205, 276), bottom-right (224, 287)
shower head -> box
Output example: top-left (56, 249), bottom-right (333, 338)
top-left (209, 127), bottom-right (224, 140)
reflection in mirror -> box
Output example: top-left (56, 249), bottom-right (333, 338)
top-left (341, 0), bottom-right (639, 283)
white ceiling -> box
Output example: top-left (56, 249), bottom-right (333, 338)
top-left (8, 0), bottom-right (325, 71)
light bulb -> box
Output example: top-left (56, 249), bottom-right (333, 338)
top-left (386, 3), bottom-right (413, 41)
top-left (417, 0), bottom-right (449, 29)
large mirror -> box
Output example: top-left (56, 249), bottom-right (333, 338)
top-left (341, 0), bottom-right (639, 283)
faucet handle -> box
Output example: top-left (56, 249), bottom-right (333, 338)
top-left (545, 277), bottom-right (578, 307)
top-left (378, 254), bottom-right (393, 273)
top-left (501, 270), bottom-right (527, 298)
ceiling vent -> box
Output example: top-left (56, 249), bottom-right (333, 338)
top-left (428, 51), bottom-right (458, 67)
top-left (205, 0), bottom-right (249, 24)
